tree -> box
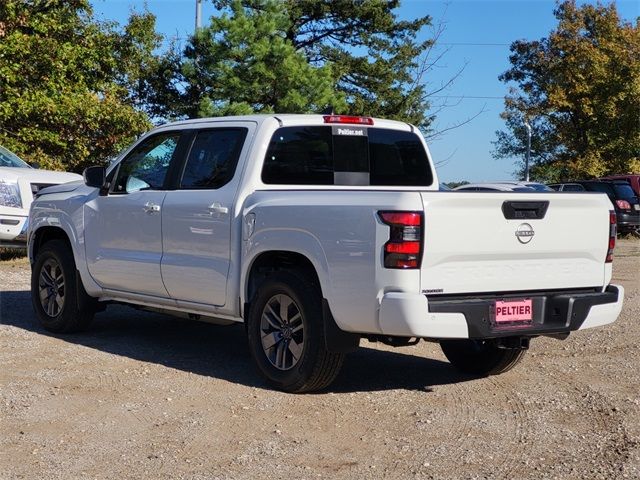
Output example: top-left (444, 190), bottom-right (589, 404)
top-left (148, 0), bottom-right (433, 129)
top-left (0, 0), bottom-right (160, 171)
top-left (152, 0), bottom-right (345, 118)
top-left (492, 1), bottom-right (640, 182)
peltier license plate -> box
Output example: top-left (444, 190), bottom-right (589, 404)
top-left (495, 299), bottom-right (533, 323)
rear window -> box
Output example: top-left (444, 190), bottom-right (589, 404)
top-left (582, 183), bottom-right (613, 194)
top-left (262, 126), bottom-right (433, 186)
top-left (612, 183), bottom-right (637, 199)
top-left (582, 182), bottom-right (637, 200)
top-left (369, 129), bottom-right (432, 186)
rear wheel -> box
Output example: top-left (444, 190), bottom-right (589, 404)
top-left (31, 239), bottom-right (96, 333)
top-left (246, 270), bottom-right (345, 393)
top-left (440, 339), bottom-right (527, 376)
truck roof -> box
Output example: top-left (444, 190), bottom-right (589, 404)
top-left (154, 114), bottom-right (414, 132)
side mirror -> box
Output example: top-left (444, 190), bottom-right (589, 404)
top-left (29, 161), bottom-right (40, 169)
top-left (83, 166), bottom-right (106, 189)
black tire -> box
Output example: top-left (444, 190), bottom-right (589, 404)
top-left (440, 339), bottom-right (527, 376)
top-left (246, 270), bottom-right (345, 393)
top-left (31, 239), bottom-right (96, 333)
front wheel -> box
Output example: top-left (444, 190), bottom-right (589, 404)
top-left (440, 339), bottom-right (527, 376)
top-left (246, 271), bottom-right (345, 393)
top-left (31, 239), bottom-right (96, 333)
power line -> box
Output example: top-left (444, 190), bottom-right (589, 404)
top-left (429, 95), bottom-right (504, 100)
top-left (440, 42), bottom-right (510, 46)
top-left (160, 36), bottom-right (511, 46)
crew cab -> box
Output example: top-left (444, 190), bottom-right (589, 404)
top-left (28, 115), bottom-right (624, 392)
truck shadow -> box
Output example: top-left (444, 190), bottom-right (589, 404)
top-left (1, 289), bottom-right (475, 393)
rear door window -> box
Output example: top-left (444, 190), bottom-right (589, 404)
top-left (180, 128), bottom-right (247, 189)
top-left (262, 126), bottom-right (433, 187)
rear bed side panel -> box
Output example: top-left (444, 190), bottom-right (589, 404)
top-left (419, 192), bottom-right (612, 295)
top-left (241, 190), bottom-right (424, 334)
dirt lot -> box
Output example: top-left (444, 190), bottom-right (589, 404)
top-left (1, 240), bottom-right (639, 480)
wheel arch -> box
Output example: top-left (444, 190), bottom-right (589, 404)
top-left (30, 226), bottom-right (72, 261)
top-left (244, 250), bottom-right (322, 308)
top-left (243, 250), bottom-right (359, 353)
top-left (29, 216), bottom-right (103, 297)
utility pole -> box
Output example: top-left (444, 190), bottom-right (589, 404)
top-left (524, 120), bottom-right (531, 182)
top-left (195, 0), bottom-right (203, 31)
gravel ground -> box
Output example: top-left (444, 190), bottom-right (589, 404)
top-left (1, 240), bottom-right (639, 480)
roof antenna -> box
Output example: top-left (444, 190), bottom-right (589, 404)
top-left (320, 105), bottom-right (334, 115)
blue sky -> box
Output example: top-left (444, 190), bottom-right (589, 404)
top-left (90, 0), bottom-right (638, 183)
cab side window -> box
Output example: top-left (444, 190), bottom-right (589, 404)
top-left (180, 128), bottom-right (248, 189)
top-left (112, 132), bottom-right (181, 193)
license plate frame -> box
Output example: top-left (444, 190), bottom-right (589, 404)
top-left (493, 298), bottom-right (533, 325)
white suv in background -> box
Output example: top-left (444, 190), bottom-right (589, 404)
top-left (0, 145), bottom-right (81, 247)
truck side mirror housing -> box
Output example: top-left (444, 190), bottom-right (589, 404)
top-left (83, 166), bottom-right (106, 189)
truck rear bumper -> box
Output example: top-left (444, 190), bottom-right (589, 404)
top-left (378, 285), bottom-right (624, 339)
top-left (617, 211), bottom-right (640, 230)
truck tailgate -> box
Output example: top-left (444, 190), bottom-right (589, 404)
top-left (420, 192), bottom-right (611, 294)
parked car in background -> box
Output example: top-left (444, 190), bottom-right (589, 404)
top-left (574, 180), bottom-right (640, 233)
top-left (600, 175), bottom-right (640, 197)
top-left (548, 183), bottom-right (586, 192)
top-left (453, 182), bottom-right (536, 192)
top-left (0, 145), bottom-right (82, 247)
top-left (504, 181), bottom-right (554, 192)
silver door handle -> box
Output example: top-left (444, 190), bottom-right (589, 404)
top-left (144, 202), bottom-right (161, 213)
top-left (208, 203), bottom-right (229, 215)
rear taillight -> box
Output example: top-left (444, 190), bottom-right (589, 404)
top-left (606, 210), bottom-right (616, 263)
top-left (615, 199), bottom-right (631, 210)
top-left (379, 211), bottom-right (423, 269)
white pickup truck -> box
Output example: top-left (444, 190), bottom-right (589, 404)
top-left (28, 114), bottom-right (624, 392)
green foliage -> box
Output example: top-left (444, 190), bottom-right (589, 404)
top-left (164, 0), bottom-right (345, 118)
top-left (148, 0), bottom-right (432, 129)
top-left (493, 1), bottom-right (640, 182)
top-left (0, 0), bottom-right (158, 172)
top-left (280, 0), bottom-right (433, 128)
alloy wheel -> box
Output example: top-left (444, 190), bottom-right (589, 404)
top-left (260, 294), bottom-right (305, 370)
top-left (38, 258), bottom-right (65, 317)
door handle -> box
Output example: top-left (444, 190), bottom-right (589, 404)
top-left (208, 203), bottom-right (229, 215)
top-left (143, 202), bottom-right (161, 213)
